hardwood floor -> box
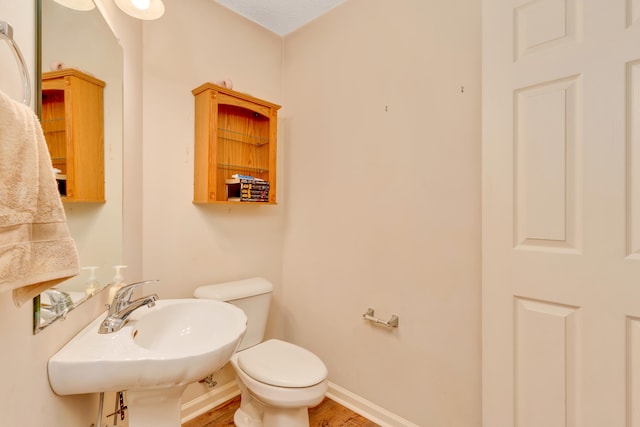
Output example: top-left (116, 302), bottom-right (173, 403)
top-left (183, 395), bottom-right (380, 427)
top-left (182, 395), bottom-right (239, 427)
top-left (308, 398), bottom-right (380, 427)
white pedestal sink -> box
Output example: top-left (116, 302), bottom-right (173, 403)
top-left (48, 298), bottom-right (247, 427)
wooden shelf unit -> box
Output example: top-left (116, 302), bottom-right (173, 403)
top-left (41, 68), bottom-right (106, 202)
top-left (192, 83), bottom-right (281, 204)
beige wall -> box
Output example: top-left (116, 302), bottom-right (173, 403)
top-left (0, 0), bottom-right (480, 425)
top-left (140, 0), bottom-right (285, 403)
top-left (140, 0), bottom-right (284, 312)
top-left (280, 0), bottom-right (482, 425)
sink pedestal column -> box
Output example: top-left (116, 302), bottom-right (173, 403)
top-left (127, 386), bottom-right (187, 427)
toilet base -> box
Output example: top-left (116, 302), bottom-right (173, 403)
top-left (263, 406), bottom-right (310, 427)
top-left (233, 378), bottom-right (314, 427)
top-left (234, 406), bottom-right (263, 427)
top-left (234, 400), bottom-right (310, 427)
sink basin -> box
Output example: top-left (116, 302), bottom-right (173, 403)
top-left (48, 298), bottom-right (247, 426)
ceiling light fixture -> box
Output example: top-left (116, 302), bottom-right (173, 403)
top-left (114, 0), bottom-right (165, 20)
top-left (52, 0), bottom-right (95, 11)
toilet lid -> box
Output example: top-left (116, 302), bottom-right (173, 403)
top-left (237, 339), bottom-right (328, 388)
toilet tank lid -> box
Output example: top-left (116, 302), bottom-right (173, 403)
top-left (194, 277), bottom-right (273, 301)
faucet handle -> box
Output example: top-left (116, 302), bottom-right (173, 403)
top-left (112, 280), bottom-right (160, 306)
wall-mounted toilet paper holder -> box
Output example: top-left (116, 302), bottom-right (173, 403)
top-left (362, 308), bottom-right (399, 328)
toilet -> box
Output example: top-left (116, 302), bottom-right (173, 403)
top-left (194, 278), bottom-right (328, 427)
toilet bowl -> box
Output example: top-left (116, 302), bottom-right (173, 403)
top-left (194, 278), bottom-right (328, 427)
top-left (232, 339), bottom-right (328, 426)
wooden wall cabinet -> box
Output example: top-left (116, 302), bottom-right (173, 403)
top-left (192, 83), bottom-right (281, 204)
top-left (41, 68), bottom-right (105, 202)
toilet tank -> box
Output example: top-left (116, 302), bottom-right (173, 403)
top-left (194, 277), bottom-right (273, 351)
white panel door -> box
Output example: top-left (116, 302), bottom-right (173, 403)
top-left (483, 0), bottom-right (640, 426)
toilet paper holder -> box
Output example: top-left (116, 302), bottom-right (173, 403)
top-left (362, 308), bottom-right (399, 328)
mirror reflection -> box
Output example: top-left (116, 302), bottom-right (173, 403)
top-left (35, 0), bottom-right (124, 331)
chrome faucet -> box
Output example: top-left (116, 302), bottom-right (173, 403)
top-left (44, 288), bottom-right (74, 315)
top-left (98, 280), bottom-right (159, 334)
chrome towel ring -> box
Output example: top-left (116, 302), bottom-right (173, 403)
top-left (0, 20), bottom-right (31, 106)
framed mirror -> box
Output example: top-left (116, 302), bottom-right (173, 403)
top-left (34, 0), bottom-right (124, 332)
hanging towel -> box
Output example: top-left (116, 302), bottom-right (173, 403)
top-left (0, 89), bottom-right (79, 306)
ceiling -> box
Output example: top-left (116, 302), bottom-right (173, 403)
top-left (213, 0), bottom-right (347, 36)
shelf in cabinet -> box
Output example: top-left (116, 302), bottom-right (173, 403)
top-left (207, 198), bottom-right (276, 206)
top-left (42, 121), bottom-right (66, 133)
top-left (216, 163), bottom-right (269, 174)
top-left (218, 128), bottom-right (269, 146)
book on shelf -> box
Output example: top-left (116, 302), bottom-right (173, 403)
top-left (240, 188), bottom-right (269, 198)
top-left (230, 173), bottom-right (266, 181)
top-left (241, 188), bottom-right (269, 195)
top-left (239, 185), bottom-right (270, 192)
top-left (225, 178), bottom-right (270, 187)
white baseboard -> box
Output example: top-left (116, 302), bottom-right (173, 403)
top-left (180, 380), bottom-right (416, 427)
top-left (180, 380), bottom-right (240, 424)
top-left (326, 382), bottom-right (419, 427)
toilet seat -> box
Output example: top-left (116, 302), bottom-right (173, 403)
top-left (237, 339), bottom-right (328, 388)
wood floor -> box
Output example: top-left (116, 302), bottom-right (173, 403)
top-left (183, 395), bottom-right (380, 427)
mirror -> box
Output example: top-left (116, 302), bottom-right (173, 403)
top-left (34, 0), bottom-right (124, 332)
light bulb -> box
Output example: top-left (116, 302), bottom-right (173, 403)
top-left (114, 0), bottom-right (164, 19)
top-left (131, 0), bottom-right (150, 10)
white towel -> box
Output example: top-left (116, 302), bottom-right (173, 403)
top-left (0, 89), bottom-right (79, 306)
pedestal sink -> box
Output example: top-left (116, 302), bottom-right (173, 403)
top-left (48, 298), bottom-right (247, 427)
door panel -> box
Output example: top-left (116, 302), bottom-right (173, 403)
top-left (514, 76), bottom-right (580, 250)
top-left (628, 60), bottom-right (640, 258)
top-left (514, 298), bottom-right (579, 427)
